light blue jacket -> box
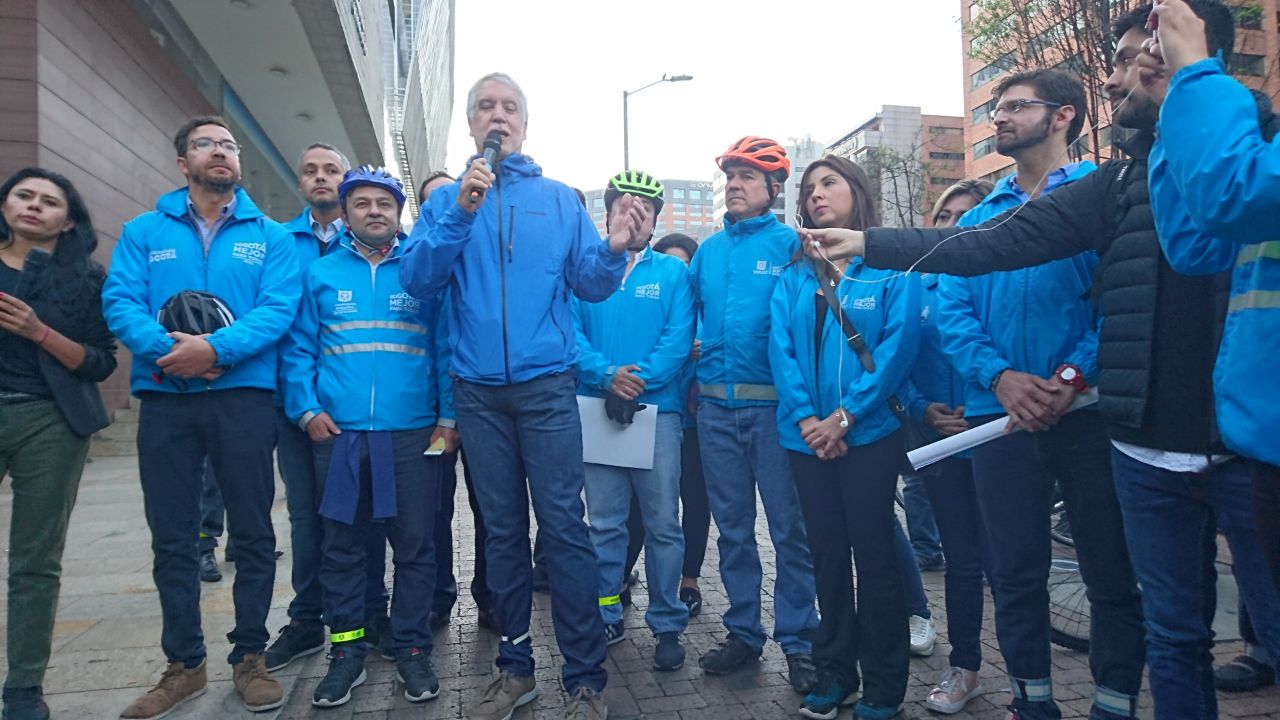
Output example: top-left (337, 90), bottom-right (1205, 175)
top-left (281, 232), bottom-right (451, 432)
top-left (572, 249), bottom-right (696, 414)
top-left (939, 163), bottom-right (1101, 417)
top-left (1151, 56), bottom-right (1280, 466)
top-left (769, 259), bottom-right (920, 453)
top-left (399, 153), bottom-right (626, 385)
top-left (102, 187), bottom-right (300, 394)
top-left (901, 274), bottom-right (967, 437)
top-left (690, 213), bottom-right (798, 407)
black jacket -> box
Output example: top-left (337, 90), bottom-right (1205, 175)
top-left (863, 132), bottom-right (1230, 453)
top-left (31, 263), bottom-right (117, 437)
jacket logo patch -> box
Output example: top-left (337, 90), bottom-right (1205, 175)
top-left (388, 292), bottom-right (421, 313)
top-left (231, 241), bottom-right (266, 267)
top-left (633, 282), bottom-right (661, 300)
top-left (149, 248), bottom-right (178, 263)
top-left (335, 290), bottom-right (357, 315)
top-left (337, 290), bottom-right (353, 302)
top-left (851, 296), bottom-right (877, 310)
top-left (753, 260), bottom-right (782, 277)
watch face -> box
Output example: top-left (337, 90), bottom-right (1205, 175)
top-left (1060, 367), bottom-right (1078, 381)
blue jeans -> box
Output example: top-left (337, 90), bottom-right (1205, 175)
top-left (923, 457), bottom-right (991, 671)
top-left (901, 473), bottom-right (944, 566)
top-left (893, 518), bottom-right (930, 619)
top-left (136, 389), bottom-right (277, 666)
top-left (585, 412), bottom-right (687, 634)
top-left (971, 412), bottom-right (1144, 720)
top-left (452, 372), bottom-right (607, 693)
top-left (696, 402), bottom-right (818, 655)
top-left (275, 408), bottom-right (325, 625)
top-left (1112, 450), bottom-right (1280, 720)
top-left (312, 429), bottom-right (440, 661)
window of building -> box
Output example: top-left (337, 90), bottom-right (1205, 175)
top-left (673, 203), bottom-right (686, 214)
top-left (1232, 53), bottom-right (1266, 76)
top-left (972, 98), bottom-right (997, 126)
top-left (688, 189), bottom-right (702, 201)
top-left (592, 197), bottom-right (604, 208)
top-left (929, 126), bottom-right (961, 135)
top-left (970, 52), bottom-right (1014, 89)
top-left (972, 136), bottom-right (997, 160)
top-left (930, 151), bottom-right (965, 161)
top-left (672, 188), bottom-right (685, 199)
top-left (674, 220), bottom-right (686, 229)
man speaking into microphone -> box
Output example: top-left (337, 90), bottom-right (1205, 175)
top-left (400, 72), bottom-right (645, 720)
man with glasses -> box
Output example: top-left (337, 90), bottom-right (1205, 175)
top-left (104, 116), bottom-right (300, 718)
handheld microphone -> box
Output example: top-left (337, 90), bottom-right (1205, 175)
top-left (468, 131), bottom-right (505, 202)
top-left (13, 247), bottom-right (51, 300)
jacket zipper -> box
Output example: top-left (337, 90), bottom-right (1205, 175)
top-left (368, 258), bottom-right (378, 429)
top-left (496, 176), bottom-right (512, 384)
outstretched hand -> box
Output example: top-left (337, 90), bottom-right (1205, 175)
top-left (799, 227), bottom-right (865, 263)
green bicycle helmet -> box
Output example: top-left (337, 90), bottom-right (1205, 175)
top-left (604, 170), bottom-right (665, 214)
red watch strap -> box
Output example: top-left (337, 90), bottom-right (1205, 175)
top-left (1055, 363), bottom-right (1087, 392)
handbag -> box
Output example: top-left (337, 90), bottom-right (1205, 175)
top-left (815, 261), bottom-right (932, 475)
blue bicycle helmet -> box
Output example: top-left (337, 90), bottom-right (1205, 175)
top-left (338, 165), bottom-right (406, 207)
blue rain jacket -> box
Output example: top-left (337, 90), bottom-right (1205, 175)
top-left (1151, 56), bottom-right (1280, 466)
top-left (101, 187), bottom-right (300, 394)
top-left (572, 249), bottom-right (696, 414)
top-left (938, 163), bottom-right (1101, 417)
top-left (900, 273), bottom-right (968, 438)
top-left (399, 153), bottom-right (626, 385)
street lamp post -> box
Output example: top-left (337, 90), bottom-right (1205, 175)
top-left (622, 73), bottom-right (693, 171)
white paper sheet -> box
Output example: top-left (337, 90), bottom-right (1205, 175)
top-left (907, 389), bottom-right (1099, 470)
top-left (577, 396), bottom-right (657, 470)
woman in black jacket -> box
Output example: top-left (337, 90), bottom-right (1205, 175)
top-left (0, 167), bottom-right (116, 720)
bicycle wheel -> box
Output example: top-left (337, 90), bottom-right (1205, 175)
top-left (1049, 484), bottom-right (1075, 548)
top-left (1048, 551), bottom-right (1090, 652)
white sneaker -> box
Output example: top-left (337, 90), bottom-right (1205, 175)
top-left (926, 667), bottom-right (982, 714)
top-left (909, 615), bottom-right (937, 657)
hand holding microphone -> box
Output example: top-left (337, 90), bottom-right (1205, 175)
top-left (456, 131), bottom-right (504, 212)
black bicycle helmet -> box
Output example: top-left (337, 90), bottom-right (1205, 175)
top-left (157, 290), bottom-right (236, 335)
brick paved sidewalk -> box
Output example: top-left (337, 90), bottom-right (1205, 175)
top-left (1, 455), bottom-right (1277, 719)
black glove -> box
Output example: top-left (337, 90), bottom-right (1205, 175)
top-left (605, 393), bottom-right (648, 426)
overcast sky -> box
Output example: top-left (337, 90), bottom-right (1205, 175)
top-left (442, 0), bottom-right (968, 192)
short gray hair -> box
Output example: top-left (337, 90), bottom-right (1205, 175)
top-left (297, 142), bottom-right (351, 173)
top-left (465, 73), bottom-right (528, 124)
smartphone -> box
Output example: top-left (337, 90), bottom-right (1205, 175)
top-left (423, 437), bottom-right (448, 456)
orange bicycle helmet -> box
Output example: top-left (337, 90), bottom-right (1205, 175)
top-left (715, 136), bottom-right (790, 179)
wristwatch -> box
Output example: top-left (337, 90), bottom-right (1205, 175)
top-left (1055, 363), bottom-right (1087, 393)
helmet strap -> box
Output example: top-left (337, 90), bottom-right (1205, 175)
top-left (352, 232), bottom-right (391, 257)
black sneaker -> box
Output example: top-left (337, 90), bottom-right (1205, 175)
top-left (199, 551), bottom-right (221, 583)
top-left (311, 648), bottom-right (366, 708)
top-left (1215, 654), bottom-right (1276, 692)
top-left (264, 621), bottom-right (326, 671)
top-left (653, 632), bottom-right (685, 672)
top-left (604, 622), bottom-right (626, 646)
top-left (363, 612), bottom-right (394, 661)
top-left (396, 648), bottom-right (440, 702)
top-left (1, 686), bottom-right (50, 720)
top-left (699, 635), bottom-right (760, 675)
top-left (679, 586), bottom-right (702, 616)
top-left (787, 653), bottom-right (819, 694)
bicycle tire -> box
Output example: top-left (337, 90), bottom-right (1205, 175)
top-left (1048, 555), bottom-right (1091, 653)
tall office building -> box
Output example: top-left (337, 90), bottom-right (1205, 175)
top-left (586, 179), bottom-right (717, 242)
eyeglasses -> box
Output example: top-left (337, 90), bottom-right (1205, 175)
top-left (188, 138), bottom-right (242, 155)
top-left (993, 99), bottom-right (1063, 116)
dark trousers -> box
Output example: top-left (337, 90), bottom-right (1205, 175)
top-left (680, 427), bottom-right (711, 579)
top-left (198, 459), bottom-right (223, 553)
top-left (922, 457), bottom-right (991, 671)
top-left (274, 408), bottom-right (325, 624)
top-left (971, 411), bottom-right (1144, 720)
top-left (452, 372), bottom-right (607, 693)
top-left (1254, 463), bottom-right (1280, 590)
top-left (136, 389), bottom-right (277, 666)
top-left (789, 431), bottom-right (908, 707)
top-left (313, 428), bottom-right (440, 660)
top-left (433, 448), bottom-right (494, 615)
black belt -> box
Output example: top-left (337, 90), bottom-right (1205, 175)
top-left (0, 391), bottom-right (45, 404)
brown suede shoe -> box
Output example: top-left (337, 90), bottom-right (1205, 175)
top-left (233, 653), bottom-right (284, 713)
top-left (120, 660), bottom-right (207, 719)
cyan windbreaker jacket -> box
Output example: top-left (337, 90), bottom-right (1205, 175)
top-left (399, 153), bottom-right (626, 385)
top-left (691, 213), bottom-right (797, 407)
top-left (901, 273), bottom-right (967, 433)
top-left (939, 163), bottom-right (1100, 417)
top-left (769, 259), bottom-right (920, 453)
top-left (281, 233), bottom-right (451, 432)
top-left (573, 249), bottom-right (695, 414)
top-left (1151, 56), bottom-right (1280, 466)
top-left (101, 187), bottom-right (300, 394)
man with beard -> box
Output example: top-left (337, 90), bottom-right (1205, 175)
top-left (104, 116), bottom-right (299, 718)
top-left (801, 5), bottom-right (1280, 715)
top-left (854, 69), bottom-right (1148, 720)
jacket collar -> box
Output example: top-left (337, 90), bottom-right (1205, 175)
top-left (336, 228), bottom-right (407, 262)
top-left (724, 212), bottom-right (779, 237)
top-left (463, 152), bottom-right (543, 182)
top-left (156, 186), bottom-right (263, 222)
top-left (985, 160), bottom-right (1096, 206)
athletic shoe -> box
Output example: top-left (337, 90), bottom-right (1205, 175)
top-left (926, 667), bottom-right (983, 714)
top-left (199, 551), bottom-right (221, 583)
top-left (679, 586), bottom-right (702, 616)
top-left (799, 674), bottom-right (857, 720)
top-left (909, 615), bottom-right (937, 657)
top-left (312, 648), bottom-right (366, 708)
top-left (604, 622), bottom-right (625, 646)
top-left (653, 632), bottom-right (685, 671)
top-left (699, 635), bottom-right (760, 675)
top-left (396, 648), bottom-right (440, 702)
top-left (787, 653), bottom-right (819, 694)
top-left (264, 621), bottom-right (325, 671)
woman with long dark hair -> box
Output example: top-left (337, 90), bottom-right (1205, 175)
top-left (0, 167), bottom-right (116, 720)
top-left (770, 155), bottom-right (920, 720)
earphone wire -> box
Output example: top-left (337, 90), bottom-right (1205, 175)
top-left (806, 81), bottom-right (1142, 285)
